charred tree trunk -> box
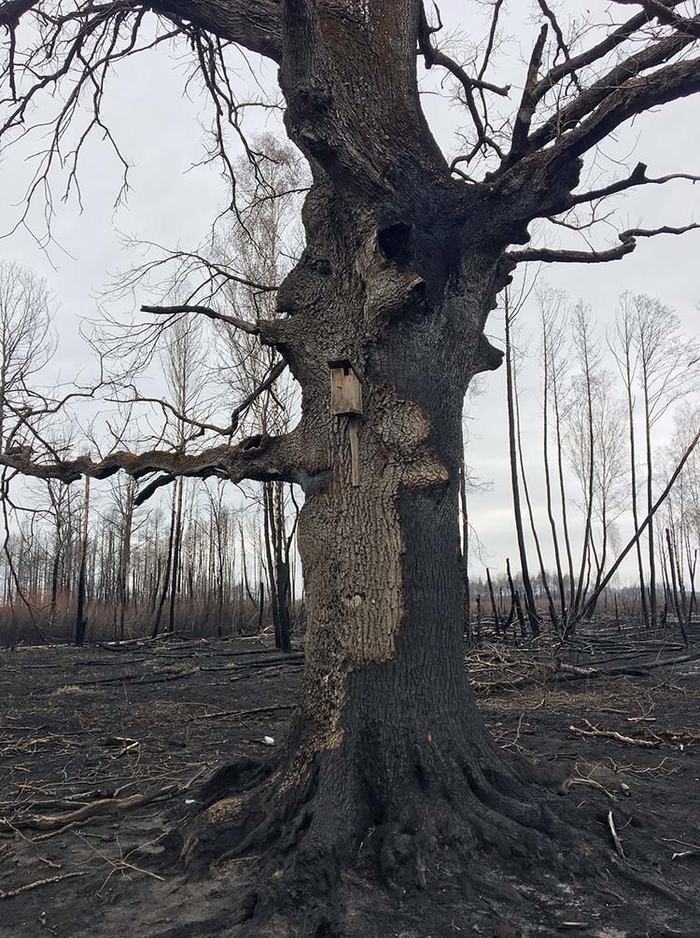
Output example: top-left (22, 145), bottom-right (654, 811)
top-left (152, 483), bottom-right (177, 638)
top-left (642, 373), bottom-right (658, 627)
top-left (117, 480), bottom-right (134, 641)
top-left (74, 476), bottom-right (90, 646)
top-left (174, 9), bottom-right (604, 926)
top-left (168, 475), bottom-right (184, 635)
top-left (666, 527), bottom-right (688, 645)
top-left (542, 322), bottom-right (567, 627)
top-left (459, 457), bottom-right (472, 641)
top-left (627, 380), bottom-right (649, 628)
top-left (513, 353), bottom-right (558, 633)
top-left (504, 300), bottom-right (540, 637)
top-left (486, 566), bottom-right (501, 635)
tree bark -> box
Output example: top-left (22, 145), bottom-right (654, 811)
top-left (182, 132), bottom-right (574, 927)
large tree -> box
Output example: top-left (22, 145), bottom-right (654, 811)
top-left (1, 1), bottom-right (700, 933)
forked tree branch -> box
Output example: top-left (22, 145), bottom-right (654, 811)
top-left (506, 24), bottom-right (548, 165)
top-left (612, 0), bottom-right (700, 39)
top-left (528, 5), bottom-right (680, 107)
top-left (569, 162), bottom-right (700, 205)
top-left (549, 52), bottom-right (700, 165)
top-left (417, 5), bottom-right (510, 97)
top-left (506, 223), bottom-right (700, 265)
top-left (527, 24), bottom-right (700, 156)
top-left (139, 0), bottom-right (283, 60)
top-left (115, 359), bottom-right (288, 438)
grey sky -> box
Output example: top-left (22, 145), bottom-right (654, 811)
top-left (1, 0), bottom-right (698, 580)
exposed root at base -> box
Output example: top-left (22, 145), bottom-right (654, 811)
top-left (174, 731), bottom-right (638, 937)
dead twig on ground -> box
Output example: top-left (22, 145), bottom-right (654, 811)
top-left (0, 782), bottom-right (182, 833)
top-left (0, 871), bottom-right (88, 900)
top-left (607, 810), bottom-right (625, 858)
top-left (194, 703), bottom-right (295, 722)
top-left (569, 720), bottom-right (660, 748)
top-left (560, 776), bottom-right (618, 802)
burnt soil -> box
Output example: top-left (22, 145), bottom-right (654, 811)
top-left (1, 631), bottom-right (699, 938)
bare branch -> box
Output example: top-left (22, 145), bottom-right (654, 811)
top-left (418, 3), bottom-right (508, 164)
top-left (536, 0), bottom-right (579, 86)
top-left (506, 25), bottom-right (548, 166)
top-left (570, 162), bottom-right (700, 205)
top-left (528, 24), bottom-right (699, 156)
top-left (417, 7), bottom-right (510, 97)
top-left (0, 430), bottom-right (314, 492)
top-left (114, 359), bottom-right (288, 438)
top-left (140, 304), bottom-right (262, 336)
top-left (506, 223), bottom-right (700, 265)
top-left (530, 6), bottom-right (666, 106)
top-left (612, 0), bottom-right (700, 40)
top-left (477, 0), bottom-right (505, 82)
top-left (580, 423), bottom-right (700, 620)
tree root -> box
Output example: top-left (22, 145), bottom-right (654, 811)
top-left (175, 727), bottom-right (620, 937)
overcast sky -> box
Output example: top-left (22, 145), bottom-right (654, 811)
top-left (1, 0), bottom-right (698, 581)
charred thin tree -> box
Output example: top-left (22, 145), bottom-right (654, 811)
top-left (570, 304), bottom-right (598, 622)
top-left (612, 295), bottom-right (649, 627)
top-left (74, 475), bottom-right (90, 645)
top-left (459, 456), bottom-right (472, 640)
top-left (512, 336), bottom-right (558, 632)
top-left (504, 292), bottom-right (540, 635)
top-left (539, 290), bottom-right (568, 626)
top-left (152, 485), bottom-right (177, 639)
top-left (485, 566), bottom-right (501, 634)
top-left (632, 295), bottom-right (699, 628)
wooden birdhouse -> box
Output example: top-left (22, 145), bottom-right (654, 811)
top-left (328, 359), bottom-right (363, 416)
top-left (329, 359), bottom-right (363, 487)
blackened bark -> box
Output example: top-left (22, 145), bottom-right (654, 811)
top-left (486, 566), bottom-right (501, 634)
top-left (74, 476), bottom-right (90, 645)
top-left (542, 321), bottom-right (567, 625)
top-left (152, 483), bottom-right (177, 638)
top-left (181, 106), bottom-right (581, 928)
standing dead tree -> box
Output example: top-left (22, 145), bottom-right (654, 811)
top-left (611, 293), bottom-right (651, 627)
top-left (538, 287), bottom-right (571, 625)
top-left (631, 294), bottom-right (699, 626)
top-left (504, 288), bottom-right (541, 635)
top-left (2, 1), bottom-right (700, 932)
top-left (0, 261), bottom-right (55, 636)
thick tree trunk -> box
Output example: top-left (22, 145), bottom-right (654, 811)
top-left (186, 335), bottom-right (568, 911)
top-left (182, 178), bottom-right (579, 933)
top-left (173, 4), bottom-right (606, 930)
